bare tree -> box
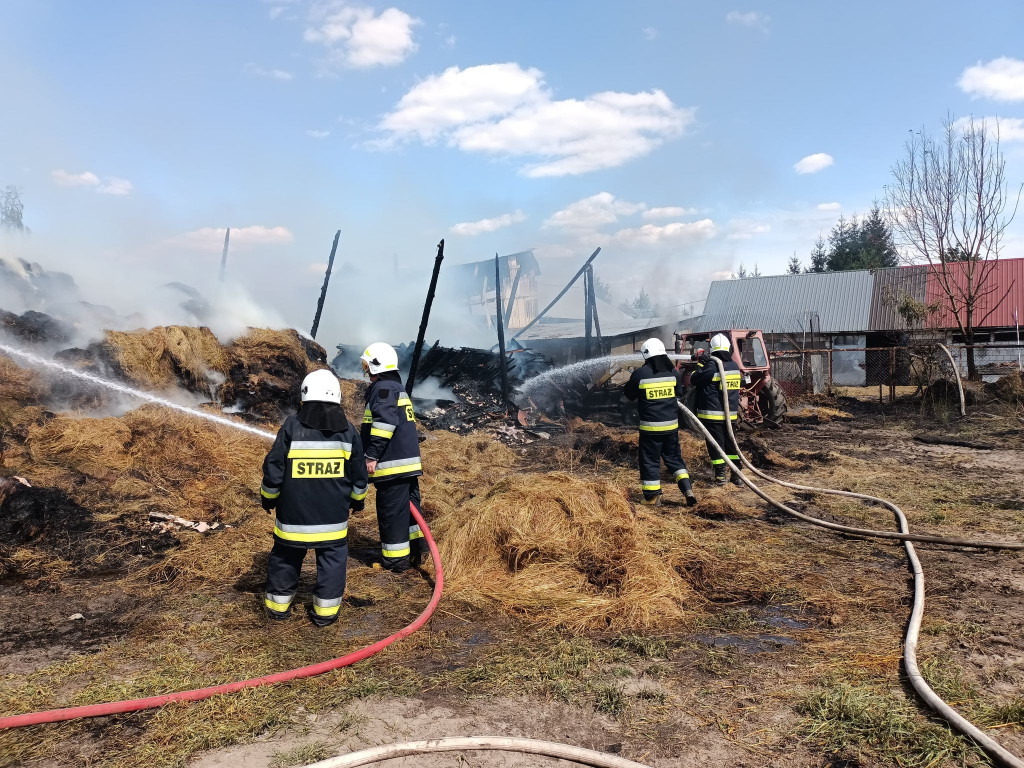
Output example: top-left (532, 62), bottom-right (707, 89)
top-left (885, 117), bottom-right (1021, 379)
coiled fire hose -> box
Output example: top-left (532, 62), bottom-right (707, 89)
top-left (678, 356), bottom-right (1024, 768)
top-left (0, 502), bottom-right (444, 730)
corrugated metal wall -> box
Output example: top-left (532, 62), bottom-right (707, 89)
top-left (868, 265), bottom-right (928, 332)
top-left (925, 258), bottom-right (1024, 330)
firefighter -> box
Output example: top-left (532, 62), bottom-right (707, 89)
top-left (260, 369), bottom-right (368, 627)
top-left (691, 333), bottom-right (743, 485)
top-left (360, 342), bottom-right (424, 572)
top-left (624, 338), bottom-right (697, 507)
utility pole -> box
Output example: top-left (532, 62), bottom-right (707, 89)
top-left (219, 227), bottom-right (231, 282)
top-left (309, 229), bottom-right (341, 340)
top-left (587, 264), bottom-right (602, 355)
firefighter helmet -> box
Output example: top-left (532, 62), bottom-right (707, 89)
top-left (640, 338), bottom-right (667, 360)
top-left (360, 342), bottom-right (399, 375)
top-left (710, 333), bottom-right (731, 353)
top-left (300, 369), bottom-right (342, 404)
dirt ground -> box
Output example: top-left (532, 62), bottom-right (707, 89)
top-left (0, 387), bottom-right (1021, 768)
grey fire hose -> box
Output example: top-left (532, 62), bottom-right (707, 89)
top-left (304, 737), bottom-right (654, 767)
top-left (678, 356), bottom-right (1024, 768)
top-left (937, 343), bottom-right (967, 418)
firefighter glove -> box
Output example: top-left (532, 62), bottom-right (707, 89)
top-left (261, 495), bottom-right (277, 512)
top-left (351, 499), bottom-right (365, 513)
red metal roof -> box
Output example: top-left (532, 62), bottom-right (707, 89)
top-left (925, 257), bottom-right (1024, 329)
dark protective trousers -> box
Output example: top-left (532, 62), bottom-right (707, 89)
top-left (265, 541), bottom-right (347, 626)
top-left (700, 418), bottom-right (739, 479)
top-left (638, 430), bottom-right (691, 500)
top-left (375, 477), bottom-right (424, 571)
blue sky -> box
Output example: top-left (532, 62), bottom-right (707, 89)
top-left (2, 1), bottom-right (1023, 341)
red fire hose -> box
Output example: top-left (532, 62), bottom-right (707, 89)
top-left (0, 504), bottom-right (443, 730)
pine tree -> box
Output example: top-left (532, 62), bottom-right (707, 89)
top-left (826, 214), bottom-right (861, 270)
top-left (787, 255), bottom-right (802, 274)
top-left (808, 235), bottom-right (828, 272)
top-left (858, 203), bottom-right (899, 268)
top-left (732, 263), bottom-right (748, 279)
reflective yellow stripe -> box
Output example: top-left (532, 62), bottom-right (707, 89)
top-left (370, 428), bottom-right (395, 439)
top-left (351, 489), bottom-right (368, 501)
top-left (396, 396), bottom-right (413, 406)
top-left (260, 487), bottom-right (280, 499)
top-left (372, 461), bottom-right (423, 478)
top-left (362, 409), bottom-right (373, 424)
top-left (409, 530), bottom-right (424, 540)
top-left (711, 458), bottom-right (726, 465)
top-left (264, 597), bottom-right (291, 612)
top-left (641, 483), bottom-right (661, 491)
top-left (313, 604), bottom-right (341, 617)
top-left (273, 526), bottom-right (349, 543)
top-left (382, 546), bottom-right (411, 558)
top-left (288, 449), bottom-right (351, 459)
top-left (639, 423), bottom-right (677, 432)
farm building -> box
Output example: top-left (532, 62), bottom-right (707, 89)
top-left (696, 257), bottom-right (1024, 385)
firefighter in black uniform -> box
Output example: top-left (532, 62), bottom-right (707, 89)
top-left (260, 369), bottom-right (368, 627)
top-left (360, 342), bottom-right (424, 572)
top-left (691, 333), bottom-right (743, 485)
top-left (624, 338), bottom-right (697, 507)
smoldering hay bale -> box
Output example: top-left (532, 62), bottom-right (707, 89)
top-left (430, 472), bottom-right (703, 632)
top-left (220, 328), bottom-right (329, 422)
top-left (104, 326), bottom-right (229, 391)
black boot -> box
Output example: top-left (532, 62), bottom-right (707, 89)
top-left (714, 466), bottom-right (728, 486)
top-left (678, 478), bottom-right (698, 506)
top-left (730, 470), bottom-right (744, 487)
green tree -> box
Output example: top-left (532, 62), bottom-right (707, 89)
top-left (1, 185), bottom-right (24, 231)
top-left (857, 203), bottom-right (899, 268)
top-left (787, 254), bottom-right (802, 274)
top-left (622, 288), bottom-right (658, 319)
top-left (807, 235), bottom-right (828, 273)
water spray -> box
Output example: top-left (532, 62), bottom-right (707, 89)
top-left (0, 341), bottom-right (276, 440)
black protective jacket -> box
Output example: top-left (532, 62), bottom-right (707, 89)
top-left (260, 412), bottom-right (368, 548)
top-left (624, 355), bottom-right (685, 433)
top-left (691, 353), bottom-right (742, 421)
top-left (361, 373), bottom-right (422, 484)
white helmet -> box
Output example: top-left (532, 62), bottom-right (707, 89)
top-left (360, 342), bottom-right (399, 376)
top-left (640, 338), bottom-right (667, 360)
top-left (710, 333), bottom-right (731, 353)
top-left (301, 369), bottom-right (341, 404)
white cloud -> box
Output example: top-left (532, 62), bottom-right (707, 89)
top-left (443, 34), bottom-right (456, 48)
top-left (268, 6), bottom-right (288, 20)
top-left (377, 63), bottom-right (695, 177)
top-left (642, 206), bottom-right (697, 220)
top-left (794, 153), bottom-right (834, 174)
top-left (51, 169), bottom-right (133, 195)
top-left (642, 26), bottom-right (658, 40)
top-left (450, 210), bottom-right (526, 236)
top-left (726, 222), bottom-right (771, 240)
top-left (958, 57), bottom-right (1024, 102)
top-left (307, 129), bottom-right (331, 138)
top-left (51, 169), bottom-right (100, 187)
top-left (726, 11), bottom-right (770, 31)
top-left (817, 201), bottom-right (842, 211)
top-left (167, 225), bottom-right (294, 253)
top-left (304, 2), bottom-right (420, 69)
top-left (308, 261), bottom-right (329, 273)
top-left (244, 63), bottom-right (295, 81)
top-left (544, 192), bottom-right (646, 230)
top-left (611, 219), bottom-right (716, 247)
top-left (97, 177), bottom-right (133, 196)
top-left (952, 116), bottom-right (1024, 143)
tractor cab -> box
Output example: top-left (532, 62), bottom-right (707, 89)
top-left (674, 329), bottom-right (787, 426)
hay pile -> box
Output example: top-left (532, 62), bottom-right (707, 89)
top-left (220, 329), bottom-right (329, 422)
top-left (987, 370), bottom-right (1024, 405)
top-left (105, 326), bottom-right (228, 391)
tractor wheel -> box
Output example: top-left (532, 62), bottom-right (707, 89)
top-left (759, 379), bottom-right (788, 425)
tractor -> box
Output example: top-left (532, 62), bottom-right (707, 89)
top-left (674, 329), bottom-right (788, 426)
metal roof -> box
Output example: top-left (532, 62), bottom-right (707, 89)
top-left (697, 271), bottom-right (875, 334)
top-left (868, 265), bottom-right (928, 332)
top-left (519, 315), bottom-right (702, 342)
top-left (925, 257), bottom-right (1024, 330)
